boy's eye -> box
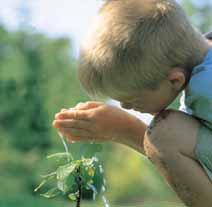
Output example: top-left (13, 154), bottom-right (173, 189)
top-left (120, 102), bottom-right (132, 109)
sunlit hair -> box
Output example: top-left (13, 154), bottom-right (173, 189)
top-left (78, 0), bottom-right (208, 99)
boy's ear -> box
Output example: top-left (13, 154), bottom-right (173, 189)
top-left (168, 68), bottom-right (186, 91)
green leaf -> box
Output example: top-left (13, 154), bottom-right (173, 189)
top-left (47, 152), bottom-right (73, 160)
top-left (87, 167), bottom-right (95, 177)
top-left (56, 162), bottom-right (78, 193)
top-left (40, 171), bottom-right (57, 179)
top-left (56, 162), bottom-right (77, 180)
top-left (57, 179), bottom-right (68, 193)
top-left (68, 193), bottom-right (77, 201)
top-left (34, 179), bottom-right (48, 192)
top-left (34, 173), bottom-right (56, 192)
top-left (40, 187), bottom-right (60, 199)
top-left (66, 174), bottom-right (75, 189)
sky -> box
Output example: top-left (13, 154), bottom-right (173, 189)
top-left (0, 0), bottom-right (104, 56)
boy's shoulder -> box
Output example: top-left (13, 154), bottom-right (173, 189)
top-left (180, 48), bottom-right (212, 127)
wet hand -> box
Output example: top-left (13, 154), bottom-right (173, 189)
top-left (52, 101), bottom-right (140, 144)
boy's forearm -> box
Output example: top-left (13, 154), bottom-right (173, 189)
top-left (115, 115), bottom-right (147, 154)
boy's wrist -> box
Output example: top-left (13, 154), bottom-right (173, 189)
top-left (115, 114), bottom-right (146, 153)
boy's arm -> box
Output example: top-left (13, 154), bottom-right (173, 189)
top-left (113, 111), bottom-right (148, 153)
top-left (53, 102), bottom-right (147, 154)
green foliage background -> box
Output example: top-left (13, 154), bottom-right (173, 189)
top-left (0, 1), bottom-right (211, 206)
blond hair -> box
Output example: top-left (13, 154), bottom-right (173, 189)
top-left (78, 0), bottom-right (208, 99)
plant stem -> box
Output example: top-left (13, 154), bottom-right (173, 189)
top-left (76, 166), bottom-right (82, 207)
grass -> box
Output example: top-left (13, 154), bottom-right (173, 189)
top-left (0, 194), bottom-right (185, 207)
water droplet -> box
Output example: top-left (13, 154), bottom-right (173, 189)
top-left (87, 184), bottom-right (98, 201)
top-left (99, 165), bottom-right (104, 173)
top-left (102, 195), bottom-right (110, 207)
top-left (92, 156), bottom-right (99, 162)
top-left (58, 133), bottom-right (70, 162)
top-left (101, 185), bottom-right (106, 192)
top-left (58, 132), bottom-right (73, 161)
top-left (96, 161), bottom-right (110, 207)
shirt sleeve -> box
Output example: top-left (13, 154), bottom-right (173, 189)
top-left (185, 66), bottom-right (212, 130)
top-left (189, 94), bottom-right (212, 130)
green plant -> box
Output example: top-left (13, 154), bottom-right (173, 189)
top-left (35, 134), bottom-right (109, 207)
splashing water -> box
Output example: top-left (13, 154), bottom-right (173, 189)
top-left (87, 183), bottom-right (98, 201)
top-left (87, 162), bottom-right (110, 207)
top-left (99, 164), bottom-right (110, 207)
top-left (58, 129), bottom-right (110, 207)
top-left (102, 195), bottom-right (110, 207)
top-left (99, 164), bottom-right (104, 173)
top-left (58, 132), bottom-right (73, 162)
top-left (101, 182), bottom-right (110, 207)
top-left (101, 184), bottom-right (106, 192)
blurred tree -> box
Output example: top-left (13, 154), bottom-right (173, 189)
top-left (0, 23), bottom-right (102, 200)
top-left (182, 0), bottom-right (212, 33)
top-left (0, 26), bottom-right (88, 151)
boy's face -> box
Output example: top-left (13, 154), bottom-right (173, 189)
top-left (116, 79), bottom-right (181, 115)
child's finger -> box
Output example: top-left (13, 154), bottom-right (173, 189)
top-left (53, 119), bottom-right (93, 131)
top-left (55, 110), bottom-right (90, 120)
top-left (73, 101), bottom-right (104, 110)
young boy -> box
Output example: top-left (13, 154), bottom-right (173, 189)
top-left (53, 0), bottom-right (212, 206)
